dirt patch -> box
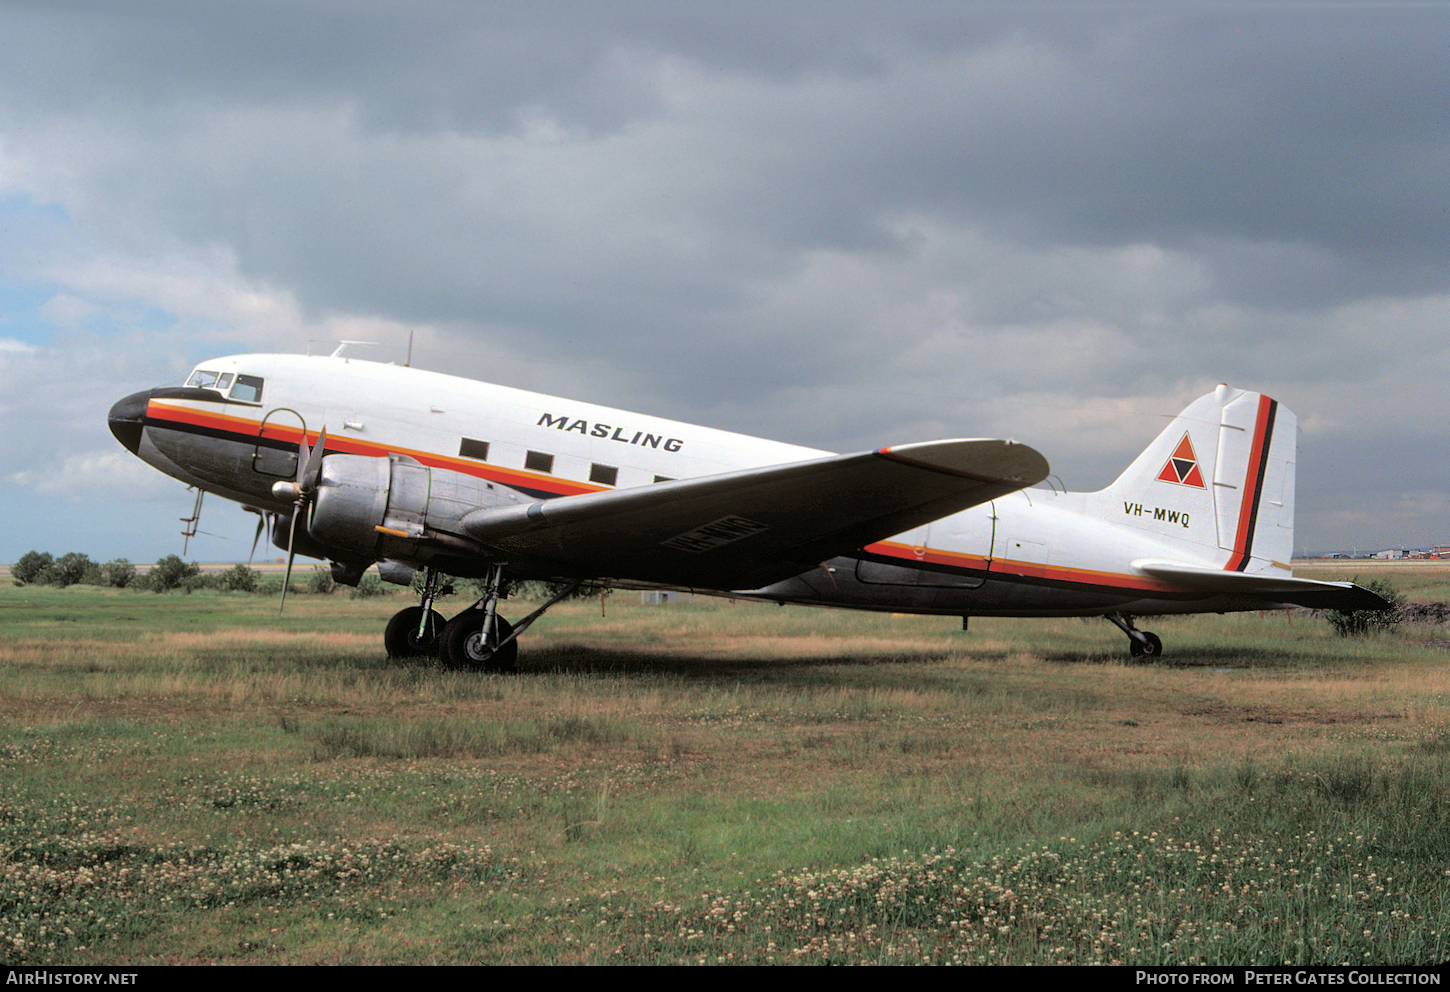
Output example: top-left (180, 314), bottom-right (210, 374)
top-left (1181, 701), bottom-right (1403, 726)
top-left (1398, 602), bottom-right (1450, 624)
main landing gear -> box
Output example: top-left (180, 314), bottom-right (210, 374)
top-left (1106, 613), bottom-right (1162, 660)
top-left (383, 565), bottom-right (582, 673)
top-left (439, 612), bottom-right (518, 672)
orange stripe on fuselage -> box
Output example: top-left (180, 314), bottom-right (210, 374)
top-left (144, 399), bottom-right (607, 498)
top-left (148, 400), bottom-right (266, 436)
top-left (863, 540), bottom-right (1179, 593)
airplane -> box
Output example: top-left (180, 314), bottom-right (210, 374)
top-left (107, 352), bottom-right (1388, 670)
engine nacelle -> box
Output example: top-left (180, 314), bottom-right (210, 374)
top-left (307, 453), bottom-right (524, 563)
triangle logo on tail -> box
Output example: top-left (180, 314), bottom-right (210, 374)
top-left (1156, 433), bottom-right (1206, 488)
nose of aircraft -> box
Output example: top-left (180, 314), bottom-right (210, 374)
top-left (108, 389), bottom-right (151, 454)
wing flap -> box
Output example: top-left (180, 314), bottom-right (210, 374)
top-left (1131, 559), bottom-right (1393, 611)
top-left (462, 439), bottom-right (1049, 589)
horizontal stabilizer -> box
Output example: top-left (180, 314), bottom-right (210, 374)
top-left (462, 439), bottom-right (1049, 590)
top-left (1131, 559), bottom-right (1393, 611)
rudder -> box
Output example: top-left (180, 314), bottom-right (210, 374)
top-left (1213, 389), bottom-right (1295, 572)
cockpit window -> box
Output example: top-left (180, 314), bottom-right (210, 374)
top-left (229, 375), bottom-right (264, 403)
top-left (185, 369), bottom-right (263, 402)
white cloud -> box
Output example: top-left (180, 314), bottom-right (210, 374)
top-left (9, 448), bottom-right (177, 500)
top-left (35, 294), bottom-right (104, 329)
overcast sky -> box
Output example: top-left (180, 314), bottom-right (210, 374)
top-left (1, 1), bottom-right (1445, 565)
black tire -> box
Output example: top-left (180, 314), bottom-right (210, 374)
top-left (439, 612), bottom-right (518, 672)
top-left (384, 607), bottom-right (446, 659)
top-left (1129, 631), bottom-right (1163, 659)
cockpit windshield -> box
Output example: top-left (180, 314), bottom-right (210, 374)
top-left (186, 369), bottom-right (264, 403)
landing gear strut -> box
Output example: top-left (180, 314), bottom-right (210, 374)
top-left (436, 563), bottom-right (513, 671)
top-left (1106, 613), bottom-right (1162, 659)
top-left (428, 564), bottom-right (585, 673)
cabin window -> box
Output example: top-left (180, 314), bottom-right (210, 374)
top-left (590, 463), bottom-right (618, 487)
top-left (459, 438), bottom-right (490, 461)
top-left (525, 450), bottom-right (554, 474)
top-left (230, 375), bottom-right (264, 403)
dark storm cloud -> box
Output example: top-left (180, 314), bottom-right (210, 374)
top-left (7, 2), bottom-right (1443, 331)
top-left (1, 2), bottom-right (1446, 557)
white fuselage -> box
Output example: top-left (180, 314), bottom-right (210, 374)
top-left (116, 353), bottom-right (1291, 618)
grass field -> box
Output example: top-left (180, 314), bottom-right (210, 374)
top-left (2, 573), bottom-right (1449, 965)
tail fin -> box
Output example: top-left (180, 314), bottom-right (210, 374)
top-left (1098, 385), bottom-right (1295, 574)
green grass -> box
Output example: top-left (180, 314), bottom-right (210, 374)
top-left (1, 582), bottom-right (1448, 963)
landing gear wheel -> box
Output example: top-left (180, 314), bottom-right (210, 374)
top-left (384, 607), bottom-right (446, 659)
top-left (440, 613), bottom-right (518, 672)
top-left (1129, 631), bottom-right (1163, 659)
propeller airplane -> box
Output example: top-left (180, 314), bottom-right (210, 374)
top-left (108, 353), bottom-right (1387, 670)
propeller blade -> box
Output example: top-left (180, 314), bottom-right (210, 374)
top-left (300, 427), bottom-right (327, 495)
top-left (249, 513), bottom-right (265, 564)
top-left (278, 427), bottom-right (326, 614)
top-left (279, 512), bottom-right (298, 615)
top-left (294, 431), bottom-right (309, 486)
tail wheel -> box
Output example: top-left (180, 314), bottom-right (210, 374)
top-left (440, 613), bottom-right (518, 672)
top-left (1129, 631), bottom-right (1163, 659)
top-left (384, 607), bottom-right (446, 658)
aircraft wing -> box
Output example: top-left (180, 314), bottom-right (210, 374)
top-left (460, 439), bottom-right (1049, 590)
top-left (1131, 560), bottom-right (1394, 611)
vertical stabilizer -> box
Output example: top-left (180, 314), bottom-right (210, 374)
top-left (1097, 385), bottom-right (1295, 574)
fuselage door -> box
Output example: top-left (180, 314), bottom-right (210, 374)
top-left (917, 510), bottom-right (991, 588)
top-left (254, 408), bottom-right (306, 478)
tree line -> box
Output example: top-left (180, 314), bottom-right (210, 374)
top-left (7, 551), bottom-right (384, 596)
top-left (7, 551), bottom-right (589, 602)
